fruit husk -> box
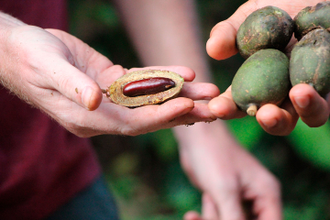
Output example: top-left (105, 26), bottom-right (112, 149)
top-left (294, 2), bottom-right (330, 40)
top-left (106, 70), bottom-right (184, 107)
top-left (232, 49), bottom-right (290, 116)
top-left (290, 28), bottom-right (330, 97)
top-left (236, 6), bottom-right (294, 59)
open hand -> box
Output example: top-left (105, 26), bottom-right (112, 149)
top-left (1, 24), bottom-right (219, 137)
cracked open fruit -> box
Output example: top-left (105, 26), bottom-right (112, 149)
top-left (103, 70), bottom-right (184, 107)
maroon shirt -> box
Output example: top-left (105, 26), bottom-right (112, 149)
top-left (0, 1), bottom-right (101, 219)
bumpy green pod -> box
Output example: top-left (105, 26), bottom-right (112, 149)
top-left (232, 49), bottom-right (290, 116)
top-left (236, 6), bottom-right (294, 59)
top-left (294, 2), bottom-right (330, 40)
top-left (290, 28), bottom-right (330, 97)
top-left (104, 70), bottom-right (184, 107)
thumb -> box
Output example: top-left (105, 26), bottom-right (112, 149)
top-left (49, 59), bottom-right (103, 111)
top-left (206, 2), bottom-right (258, 60)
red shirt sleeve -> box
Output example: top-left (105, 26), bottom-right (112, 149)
top-left (0, 1), bottom-right (101, 219)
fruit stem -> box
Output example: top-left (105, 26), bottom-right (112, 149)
top-left (247, 105), bottom-right (258, 116)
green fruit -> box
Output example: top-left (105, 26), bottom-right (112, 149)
top-left (290, 28), bottom-right (330, 97)
top-left (236, 6), bottom-right (294, 59)
top-left (232, 49), bottom-right (290, 116)
top-left (294, 2), bottom-right (330, 40)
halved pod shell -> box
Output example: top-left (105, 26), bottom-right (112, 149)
top-left (105, 69), bottom-right (184, 107)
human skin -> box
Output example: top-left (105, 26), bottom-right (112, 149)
top-left (114, 0), bottom-right (281, 219)
top-left (207, 0), bottom-right (330, 136)
top-left (0, 12), bottom-right (219, 138)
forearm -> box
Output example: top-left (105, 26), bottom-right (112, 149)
top-left (0, 12), bottom-right (26, 95)
top-left (113, 0), bottom-right (242, 146)
top-left (113, 0), bottom-right (211, 82)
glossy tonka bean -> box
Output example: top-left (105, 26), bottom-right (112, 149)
top-left (105, 70), bottom-right (184, 107)
top-left (294, 2), bottom-right (330, 40)
top-left (290, 28), bottom-right (330, 97)
top-left (236, 6), bottom-right (294, 59)
top-left (123, 77), bottom-right (175, 97)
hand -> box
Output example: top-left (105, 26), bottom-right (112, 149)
top-left (1, 24), bottom-right (219, 137)
top-left (206, 0), bottom-right (330, 136)
top-left (175, 121), bottom-right (281, 220)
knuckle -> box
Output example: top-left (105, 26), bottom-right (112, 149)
top-left (259, 173), bottom-right (282, 195)
top-left (121, 126), bottom-right (141, 136)
top-left (215, 176), bottom-right (240, 195)
top-left (58, 115), bottom-right (94, 138)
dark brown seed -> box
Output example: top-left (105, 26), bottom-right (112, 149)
top-left (123, 77), bottom-right (175, 97)
top-left (104, 69), bottom-right (184, 107)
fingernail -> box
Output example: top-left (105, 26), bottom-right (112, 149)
top-left (209, 108), bottom-right (224, 118)
top-left (294, 96), bottom-right (310, 109)
top-left (82, 87), bottom-right (96, 110)
top-left (261, 118), bottom-right (278, 129)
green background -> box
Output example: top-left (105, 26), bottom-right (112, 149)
top-left (68, 0), bottom-right (330, 219)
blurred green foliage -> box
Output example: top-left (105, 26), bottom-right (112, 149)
top-left (69, 0), bottom-right (330, 219)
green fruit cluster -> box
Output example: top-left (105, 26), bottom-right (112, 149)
top-left (232, 3), bottom-right (330, 116)
top-left (290, 2), bottom-right (330, 97)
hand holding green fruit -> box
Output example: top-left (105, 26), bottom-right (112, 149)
top-left (208, 0), bottom-right (330, 136)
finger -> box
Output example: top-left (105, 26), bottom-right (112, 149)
top-left (171, 102), bottom-right (217, 126)
top-left (201, 193), bottom-right (219, 220)
top-left (120, 97), bottom-right (195, 135)
top-left (74, 96), bottom-right (215, 137)
top-left (208, 86), bottom-right (246, 119)
top-left (250, 177), bottom-right (282, 220)
top-left (146, 102), bottom-right (217, 134)
top-left (256, 101), bottom-right (299, 136)
top-left (206, 20), bottom-right (239, 60)
top-left (212, 180), bottom-right (245, 220)
top-left (255, 194), bottom-right (282, 220)
top-left (206, 2), bottom-right (258, 60)
top-left (96, 65), bottom-right (127, 89)
top-left (289, 84), bottom-right (330, 127)
top-left (44, 57), bottom-right (103, 111)
top-left (129, 65), bottom-right (196, 82)
top-left (20, 29), bottom-right (104, 111)
top-left (181, 82), bottom-right (220, 100)
top-left (183, 211), bottom-right (202, 220)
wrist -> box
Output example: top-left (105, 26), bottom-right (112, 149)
top-left (173, 120), bottom-right (240, 150)
top-left (0, 13), bottom-right (28, 97)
